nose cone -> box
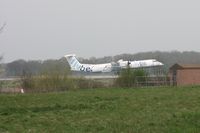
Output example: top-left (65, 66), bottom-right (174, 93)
top-left (157, 61), bottom-right (164, 66)
top-left (153, 60), bottom-right (164, 66)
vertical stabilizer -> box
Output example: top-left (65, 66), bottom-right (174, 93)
top-left (64, 54), bottom-right (82, 71)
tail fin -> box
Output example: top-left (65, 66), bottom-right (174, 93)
top-left (64, 54), bottom-right (82, 71)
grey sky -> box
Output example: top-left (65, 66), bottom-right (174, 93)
top-left (0, 0), bottom-right (200, 62)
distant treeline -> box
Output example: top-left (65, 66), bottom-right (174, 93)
top-left (5, 58), bottom-right (69, 76)
top-left (4, 51), bottom-right (200, 76)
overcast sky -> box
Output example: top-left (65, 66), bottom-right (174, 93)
top-left (0, 0), bottom-right (200, 62)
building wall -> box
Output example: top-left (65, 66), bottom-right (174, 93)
top-left (177, 69), bottom-right (200, 86)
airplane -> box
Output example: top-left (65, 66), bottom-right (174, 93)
top-left (117, 59), bottom-right (164, 69)
top-left (65, 54), bottom-right (164, 73)
top-left (65, 54), bottom-right (113, 73)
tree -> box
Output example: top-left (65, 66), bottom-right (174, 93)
top-left (115, 67), bottom-right (147, 88)
top-left (0, 56), bottom-right (2, 62)
top-left (0, 23), bottom-right (6, 34)
top-left (0, 56), bottom-right (3, 75)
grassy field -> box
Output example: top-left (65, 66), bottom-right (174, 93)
top-left (0, 86), bottom-right (200, 133)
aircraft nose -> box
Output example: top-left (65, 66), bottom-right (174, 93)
top-left (158, 62), bottom-right (164, 66)
top-left (154, 61), bottom-right (163, 66)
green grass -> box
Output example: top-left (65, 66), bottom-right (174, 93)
top-left (1, 86), bottom-right (200, 132)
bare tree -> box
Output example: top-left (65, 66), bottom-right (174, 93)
top-left (0, 22), bottom-right (6, 74)
top-left (0, 23), bottom-right (6, 34)
top-left (0, 56), bottom-right (3, 75)
top-left (0, 56), bottom-right (2, 61)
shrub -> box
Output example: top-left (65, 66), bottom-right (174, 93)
top-left (20, 67), bottom-right (105, 93)
top-left (115, 67), bottom-right (147, 87)
top-left (21, 67), bottom-right (75, 92)
top-left (74, 78), bottom-right (105, 89)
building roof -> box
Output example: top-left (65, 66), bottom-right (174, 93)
top-left (170, 63), bottom-right (200, 70)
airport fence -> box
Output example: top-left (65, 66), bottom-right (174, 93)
top-left (114, 75), bottom-right (170, 88)
top-left (133, 76), bottom-right (170, 87)
top-left (0, 75), bottom-right (171, 93)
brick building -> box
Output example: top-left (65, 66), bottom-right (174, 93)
top-left (169, 64), bottom-right (200, 86)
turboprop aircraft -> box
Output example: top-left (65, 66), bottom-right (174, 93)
top-left (65, 54), bottom-right (113, 72)
top-left (117, 59), bottom-right (163, 69)
top-left (65, 54), bottom-right (164, 73)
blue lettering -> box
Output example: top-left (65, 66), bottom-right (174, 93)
top-left (80, 65), bottom-right (85, 71)
top-left (86, 67), bottom-right (92, 72)
top-left (79, 65), bottom-right (92, 72)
